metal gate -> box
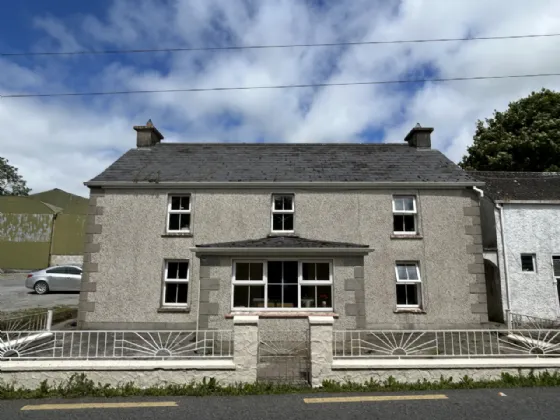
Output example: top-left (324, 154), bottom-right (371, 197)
top-left (257, 329), bottom-right (310, 385)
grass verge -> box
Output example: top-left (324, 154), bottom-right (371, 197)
top-left (0, 306), bottom-right (77, 330)
top-left (1, 370), bottom-right (560, 399)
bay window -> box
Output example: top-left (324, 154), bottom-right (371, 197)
top-left (232, 260), bottom-right (333, 310)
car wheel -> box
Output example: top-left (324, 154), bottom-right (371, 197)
top-left (34, 281), bottom-right (49, 295)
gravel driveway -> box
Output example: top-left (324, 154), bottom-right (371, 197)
top-left (0, 273), bottom-right (79, 312)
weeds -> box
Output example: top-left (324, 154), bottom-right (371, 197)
top-left (2, 370), bottom-right (560, 399)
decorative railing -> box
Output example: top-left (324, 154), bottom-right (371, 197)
top-left (509, 312), bottom-right (560, 330)
top-left (333, 329), bottom-right (560, 358)
top-left (0, 310), bottom-right (52, 332)
top-left (0, 330), bottom-right (233, 360)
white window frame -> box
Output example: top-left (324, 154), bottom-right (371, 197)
top-left (395, 262), bottom-right (422, 308)
top-left (167, 195), bottom-right (191, 233)
top-left (231, 259), bottom-right (333, 311)
top-left (271, 194), bottom-right (295, 233)
top-left (162, 260), bottom-right (190, 307)
top-left (520, 253), bottom-right (536, 273)
top-left (552, 255), bottom-right (560, 282)
top-left (392, 196), bottom-right (417, 235)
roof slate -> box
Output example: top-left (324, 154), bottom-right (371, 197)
top-left (468, 171), bottom-right (560, 201)
top-left (88, 143), bottom-right (478, 184)
top-left (196, 236), bottom-right (369, 248)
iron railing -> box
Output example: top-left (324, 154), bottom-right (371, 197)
top-left (0, 310), bottom-right (52, 332)
top-left (509, 312), bottom-right (560, 330)
top-left (333, 329), bottom-right (560, 358)
top-left (0, 330), bottom-right (233, 360)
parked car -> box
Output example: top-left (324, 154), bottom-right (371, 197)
top-left (25, 265), bottom-right (83, 294)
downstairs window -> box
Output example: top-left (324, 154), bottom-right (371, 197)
top-left (232, 260), bottom-right (332, 310)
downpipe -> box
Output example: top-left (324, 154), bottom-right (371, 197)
top-left (498, 204), bottom-right (512, 330)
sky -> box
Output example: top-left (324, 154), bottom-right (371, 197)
top-left (1, 0), bottom-right (560, 197)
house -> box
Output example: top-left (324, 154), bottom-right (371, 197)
top-left (77, 121), bottom-right (488, 332)
top-left (470, 171), bottom-right (560, 322)
top-left (0, 189), bottom-right (88, 270)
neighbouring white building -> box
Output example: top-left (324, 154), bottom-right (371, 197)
top-left (471, 171), bottom-right (560, 322)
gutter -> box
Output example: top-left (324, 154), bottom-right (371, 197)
top-left (84, 181), bottom-right (486, 190)
top-left (497, 203), bottom-right (512, 327)
top-left (190, 247), bottom-right (373, 256)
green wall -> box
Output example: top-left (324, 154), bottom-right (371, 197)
top-left (0, 212), bottom-right (54, 270)
top-left (51, 214), bottom-right (87, 255)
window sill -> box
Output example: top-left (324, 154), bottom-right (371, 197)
top-left (267, 232), bottom-right (299, 237)
top-left (390, 234), bottom-right (423, 240)
top-left (225, 311), bottom-right (338, 318)
top-left (161, 232), bottom-right (193, 238)
top-left (157, 306), bottom-right (191, 313)
top-left (394, 308), bottom-right (426, 314)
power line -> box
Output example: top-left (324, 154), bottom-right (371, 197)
top-left (2, 72), bottom-right (559, 99)
top-left (2, 33), bottom-right (559, 57)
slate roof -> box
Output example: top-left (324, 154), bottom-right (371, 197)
top-left (87, 143), bottom-right (479, 184)
top-left (196, 236), bottom-right (369, 248)
top-left (468, 171), bottom-right (560, 201)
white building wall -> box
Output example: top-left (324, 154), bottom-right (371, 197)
top-left (499, 204), bottom-right (560, 319)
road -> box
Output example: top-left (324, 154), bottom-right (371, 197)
top-left (2, 388), bottom-right (560, 420)
top-left (0, 273), bottom-right (79, 312)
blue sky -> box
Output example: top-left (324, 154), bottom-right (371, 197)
top-left (1, 0), bottom-right (560, 195)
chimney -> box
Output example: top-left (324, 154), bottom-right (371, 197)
top-left (404, 123), bottom-right (433, 149)
top-left (134, 119), bottom-right (164, 148)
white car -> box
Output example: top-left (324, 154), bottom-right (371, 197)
top-left (25, 265), bottom-right (82, 294)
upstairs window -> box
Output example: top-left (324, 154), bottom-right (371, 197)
top-left (167, 195), bottom-right (191, 233)
top-left (163, 261), bottom-right (189, 306)
top-left (395, 262), bottom-right (421, 308)
top-left (521, 254), bottom-right (536, 272)
top-left (271, 194), bottom-right (294, 232)
top-left (393, 196), bottom-right (417, 234)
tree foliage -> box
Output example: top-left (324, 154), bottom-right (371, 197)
top-left (0, 157), bottom-right (30, 196)
top-left (460, 89), bottom-right (560, 172)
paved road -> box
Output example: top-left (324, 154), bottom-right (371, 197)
top-left (0, 274), bottom-right (79, 312)
top-left (2, 387), bottom-right (560, 420)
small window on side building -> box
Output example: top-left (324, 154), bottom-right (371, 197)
top-left (521, 254), bottom-right (536, 272)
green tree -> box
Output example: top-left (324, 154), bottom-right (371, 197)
top-left (460, 88), bottom-right (560, 172)
top-left (0, 157), bottom-right (30, 196)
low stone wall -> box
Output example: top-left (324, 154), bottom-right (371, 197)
top-left (0, 316), bottom-right (259, 389)
top-left (309, 316), bottom-right (560, 387)
top-left (0, 360), bottom-right (238, 388)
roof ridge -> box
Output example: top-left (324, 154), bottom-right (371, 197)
top-left (154, 142), bottom-right (410, 146)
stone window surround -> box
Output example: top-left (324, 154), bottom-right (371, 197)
top-left (231, 259), bottom-right (333, 311)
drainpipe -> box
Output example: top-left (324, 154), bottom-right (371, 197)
top-left (472, 186), bottom-right (484, 198)
top-left (497, 203), bottom-right (512, 329)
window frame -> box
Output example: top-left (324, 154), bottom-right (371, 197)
top-left (166, 194), bottom-right (192, 234)
top-left (392, 195), bottom-right (417, 235)
top-left (231, 259), bottom-right (333, 311)
top-left (394, 262), bottom-right (422, 309)
top-left (270, 194), bottom-right (295, 233)
top-left (520, 253), bottom-right (536, 273)
top-left (552, 255), bottom-right (560, 281)
top-left (162, 260), bottom-right (190, 307)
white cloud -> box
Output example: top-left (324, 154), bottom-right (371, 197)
top-left (1, 0), bottom-right (560, 196)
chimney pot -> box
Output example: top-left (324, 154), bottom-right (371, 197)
top-left (405, 124), bottom-right (433, 149)
top-left (133, 119), bottom-right (164, 148)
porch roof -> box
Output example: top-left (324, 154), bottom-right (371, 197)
top-left (191, 236), bottom-right (372, 255)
